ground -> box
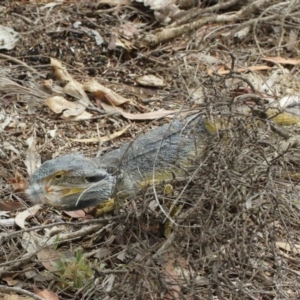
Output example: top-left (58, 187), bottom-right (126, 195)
top-left (1, 1), bottom-right (300, 299)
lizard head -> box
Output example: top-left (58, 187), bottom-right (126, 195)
top-left (26, 153), bottom-right (116, 210)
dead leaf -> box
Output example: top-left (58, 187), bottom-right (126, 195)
top-left (207, 65), bottom-right (271, 76)
top-left (117, 251), bottom-right (126, 261)
top-left (0, 112), bottom-right (12, 132)
top-left (98, 0), bottom-right (131, 4)
top-left (9, 172), bottom-right (27, 192)
top-left (51, 58), bottom-right (76, 82)
top-left (44, 96), bottom-right (92, 119)
top-left (154, 3), bottom-right (183, 24)
top-left (50, 58), bottom-right (91, 117)
top-left (118, 107), bottom-right (177, 120)
top-left (24, 136), bottom-right (41, 176)
top-left (108, 23), bottom-right (139, 50)
top-left (0, 218), bottom-right (15, 227)
top-left (37, 247), bottom-right (61, 272)
top-left (107, 34), bottom-right (117, 50)
top-left (97, 101), bottom-right (118, 114)
top-left (187, 53), bottom-right (219, 64)
top-left (278, 95), bottom-right (300, 116)
top-left (100, 102), bottom-right (177, 120)
top-left (44, 96), bottom-right (76, 113)
top-left (135, 0), bottom-right (182, 24)
top-left (2, 277), bottom-right (18, 286)
top-left (63, 210), bottom-right (86, 218)
top-left (1, 294), bottom-right (34, 300)
top-left (15, 204), bottom-right (41, 229)
top-left (275, 241), bottom-right (300, 255)
top-left (136, 75), bottom-right (165, 87)
top-left (21, 231), bottom-right (41, 253)
top-left (35, 287), bottom-right (59, 300)
top-left (47, 129), bottom-right (57, 138)
top-left (103, 274), bottom-right (115, 292)
top-left (3, 141), bottom-right (20, 155)
top-left (163, 259), bottom-right (181, 299)
top-left (71, 125), bottom-right (130, 143)
top-left (287, 30), bottom-right (298, 52)
top-left (41, 78), bottom-right (53, 91)
top-left (63, 81), bottom-right (90, 103)
top-left (0, 200), bottom-right (25, 211)
top-left (118, 23), bottom-right (139, 38)
top-left (234, 26), bottom-right (251, 39)
top-left (0, 25), bottom-right (20, 50)
top-left (82, 27), bottom-right (104, 46)
top-left (83, 79), bottom-right (133, 106)
top-left (262, 57), bottom-right (300, 65)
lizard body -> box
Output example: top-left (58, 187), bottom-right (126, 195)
top-left (26, 108), bottom-right (300, 210)
top-left (26, 115), bottom-right (208, 210)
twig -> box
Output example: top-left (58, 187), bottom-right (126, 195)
top-left (142, 0), bottom-right (275, 47)
top-left (171, 0), bottom-right (241, 27)
top-left (252, 1), bottom-right (295, 55)
top-left (0, 286), bottom-right (45, 300)
top-left (0, 54), bottom-right (45, 77)
top-left (0, 216), bottom-right (124, 243)
top-left (146, 232), bottom-right (176, 266)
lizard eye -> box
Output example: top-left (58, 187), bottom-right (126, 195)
top-left (54, 174), bottom-right (63, 179)
top-left (85, 175), bottom-right (106, 183)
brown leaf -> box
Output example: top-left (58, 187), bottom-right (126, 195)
top-left (98, 0), bottom-right (131, 4)
top-left (108, 23), bottom-right (138, 50)
top-left (21, 232), bottom-right (40, 253)
top-left (35, 287), bottom-right (59, 300)
top-left (41, 78), bottom-right (54, 91)
top-left (4, 141), bottom-right (20, 155)
top-left (0, 201), bottom-right (25, 211)
top-left (163, 259), bottom-right (181, 299)
top-left (2, 277), bottom-right (19, 286)
top-left (50, 58), bottom-right (75, 82)
top-left (71, 125), bottom-right (130, 143)
top-left (83, 79), bottom-right (133, 106)
top-left (101, 103), bottom-right (178, 120)
top-left (275, 241), bottom-right (300, 255)
top-left (118, 23), bottom-right (139, 38)
top-left (136, 75), bottom-right (165, 87)
top-left (287, 30), bottom-right (298, 52)
top-left (50, 58), bottom-right (91, 117)
top-left (63, 210), bottom-right (86, 218)
top-left (100, 102), bottom-right (177, 120)
top-left (15, 204), bottom-right (41, 229)
top-left (262, 56), bottom-right (300, 65)
top-left (0, 114), bottom-right (12, 132)
top-left (9, 172), bottom-right (27, 192)
top-left (44, 96), bottom-right (92, 119)
top-left (119, 107), bottom-right (177, 120)
top-left (37, 247), bottom-right (61, 272)
top-left (207, 65), bottom-right (271, 76)
top-left (24, 136), bottom-right (41, 176)
top-left (63, 81), bottom-right (90, 102)
top-left (98, 101), bottom-right (119, 114)
top-left (107, 34), bottom-right (117, 50)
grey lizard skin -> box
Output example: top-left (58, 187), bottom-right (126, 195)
top-left (26, 115), bottom-right (208, 210)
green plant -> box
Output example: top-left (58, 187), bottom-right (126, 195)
top-left (55, 250), bottom-right (94, 289)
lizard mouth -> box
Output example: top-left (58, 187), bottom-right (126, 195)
top-left (45, 185), bottom-right (85, 197)
top-left (26, 182), bottom-right (86, 208)
top-left (44, 185), bottom-right (86, 208)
